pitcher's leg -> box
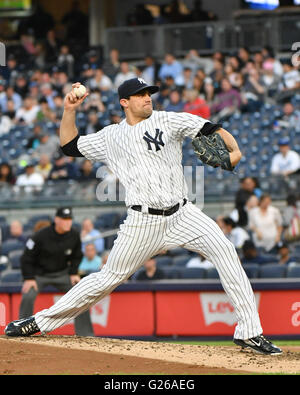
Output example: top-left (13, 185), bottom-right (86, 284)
top-left (35, 209), bottom-right (165, 333)
top-left (179, 205), bottom-right (262, 339)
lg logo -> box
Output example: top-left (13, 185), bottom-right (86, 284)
top-left (291, 42), bottom-right (300, 68)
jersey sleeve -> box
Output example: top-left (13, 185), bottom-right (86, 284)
top-left (77, 129), bottom-right (107, 163)
top-left (167, 111), bottom-right (210, 140)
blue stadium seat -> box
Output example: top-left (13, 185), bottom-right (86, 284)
top-left (162, 267), bottom-right (182, 279)
top-left (1, 270), bottom-right (23, 284)
top-left (95, 212), bottom-right (120, 230)
top-left (8, 250), bottom-right (23, 270)
top-left (172, 255), bottom-right (191, 267)
top-left (155, 256), bottom-right (173, 267)
top-left (206, 267), bottom-right (219, 279)
top-left (259, 264), bottom-right (286, 278)
top-left (286, 265), bottom-right (300, 278)
top-left (243, 263), bottom-right (260, 278)
top-left (1, 240), bottom-right (25, 256)
top-left (180, 267), bottom-right (206, 279)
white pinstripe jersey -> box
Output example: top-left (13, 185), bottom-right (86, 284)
top-left (77, 110), bottom-right (208, 208)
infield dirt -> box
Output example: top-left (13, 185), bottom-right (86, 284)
top-left (0, 336), bottom-right (299, 375)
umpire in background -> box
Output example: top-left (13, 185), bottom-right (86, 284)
top-left (19, 207), bottom-right (94, 337)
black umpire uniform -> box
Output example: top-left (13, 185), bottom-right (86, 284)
top-left (19, 207), bottom-right (94, 336)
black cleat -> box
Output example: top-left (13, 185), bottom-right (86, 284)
top-left (5, 316), bottom-right (40, 337)
top-left (234, 335), bottom-right (283, 355)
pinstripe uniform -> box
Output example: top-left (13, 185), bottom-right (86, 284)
top-left (35, 110), bottom-right (262, 340)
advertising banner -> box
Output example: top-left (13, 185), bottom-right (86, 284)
top-left (11, 292), bottom-right (155, 336)
top-left (156, 290), bottom-right (300, 336)
top-left (0, 294), bottom-right (10, 335)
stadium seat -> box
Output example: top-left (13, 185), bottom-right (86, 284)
top-left (1, 240), bottom-right (25, 256)
top-left (242, 263), bottom-right (260, 278)
top-left (162, 267), bottom-right (182, 279)
top-left (95, 212), bottom-right (120, 230)
top-left (8, 250), bottom-right (23, 270)
top-left (0, 270), bottom-right (23, 284)
top-left (206, 267), bottom-right (219, 279)
top-left (168, 247), bottom-right (188, 257)
top-left (26, 214), bottom-right (52, 227)
top-left (172, 255), bottom-right (191, 267)
top-left (180, 267), bottom-right (206, 279)
top-left (286, 265), bottom-right (300, 278)
top-left (259, 264), bottom-right (286, 278)
top-left (155, 256), bottom-right (173, 267)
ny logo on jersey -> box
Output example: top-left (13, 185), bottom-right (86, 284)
top-left (143, 129), bottom-right (165, 151)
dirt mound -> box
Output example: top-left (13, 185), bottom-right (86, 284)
top-left (0, 336), bottom-right (299, 375)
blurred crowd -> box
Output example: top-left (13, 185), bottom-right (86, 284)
top-left (1, 33), bottom-right (300, 189)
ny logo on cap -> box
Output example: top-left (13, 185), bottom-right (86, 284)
top-left (138, 78), bottom-right (147, 85)
top-left (63, 209), bottom-right (70, 215)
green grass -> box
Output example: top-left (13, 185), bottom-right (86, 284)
top-left (161, 339), bottom-right (300, 347)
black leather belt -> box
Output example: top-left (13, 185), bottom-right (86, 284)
top-left (131, 199), bottom-right (187, 216)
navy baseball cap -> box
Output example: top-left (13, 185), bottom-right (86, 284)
top-left (118, 78), bottom-right (159, 99)
top-left (278, 137), bottom-right (290, 146)
top-left (55, 207), bottom-right (73, 219)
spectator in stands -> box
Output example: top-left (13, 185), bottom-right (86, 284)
top-left (222, 217), bottom-right (250, 250)
top-left (8, 220), bottom-right (27, 244)
top-left (141, 55), bottom-right (159, 86)
top-left (114, 62), bottom-right (137, 89)
top-left (210, 78), bottom-right (242, 122)
top-left (270, 137), bottom-right (300, 177)
top-left (0, 86), bottom-right (22, 113)
top-left (53, 94), bottom-right (64, 121)
top-left (2, 54), bottom-right (19, 85)
top-left (43, 29), bottom-right (62, 67)
top-left (80, 218), bottom-right (104, 255)
top-left (276, 102), bottom-right (300, 130)
top-left (77, 159), bottom-right (96, 181)
top-left (34, 132), bottom-right (60, 159)
top-left (186, 253), bottom-right (214, 268)
top-left (25, 3), bottom-right (55, 40)
top-left (234, 177), bottom-right (261, 227)
top-left (102, 48), bottom-right (120, 82)
top-left (34, 154), bottom-right (53, 181)
top-left (277, 59), bottom-right (300, 102)
top-left (183, 88), bottom-right (210, 118)
top-left (182, 49), bottom-right (214, 75)
top-left (36, 98), bottom-right (56, 123)
top-left (181, 67), bottom-right (194, 89)
top-left (158, 53), bottom-right (183, 85)
top-left (87, 68), bottom-right (113, 92)
top-left (26, 124), bottom-right (43, 150)
top-left (238, 47), bottom-right (250, 69)
top-left (165, 89), bottom-right (184, 112)
top-left (57, 45), bottom-right (75, 79)
top-left (241, 240), bottom-right (277, 265)
top-left (0, 163), bottom-right (15, 185)
top-left (78, 243), bottom-right (102, 277)
top-left (14, 74), bottom-right (29, 98)
top-left (15, 163), bottom-right (44, 194)
top-left (135, 257), bottom-right (166, 280)
top-left (282, 194), bottom-right (300, 229)
top-left (15, 96), bottom-right (39, 125)
top-left (85, 109), bottom-right (104, 135)
top-left (0, 110), bottom-right (12, 136)
top-left (261, 59), bottom-right (281, 98)
top-left (248, 194), bottom-right (283, 252)
top-left (230, 194), bottom-right (259, 229)
top-left (3, 99), bottom-right (16, 121)
top-left (241, 68), bottom-right (265, 112)
top-left (109, 110), bottom-right (123, 124)
top-left (48, 151), bottom-right (79, 181)
top-left (224, 63), bottom-right (243, 90)
top-left (276, 241), bottom-right (299, 266)
top-left (83, 91), bottom-right (106, 115)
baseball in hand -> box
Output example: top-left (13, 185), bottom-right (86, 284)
top-left (74, 84), bottom-right (87, 99)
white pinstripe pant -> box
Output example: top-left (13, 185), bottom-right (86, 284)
top-left (35, 202), bottom-right (262, 339)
